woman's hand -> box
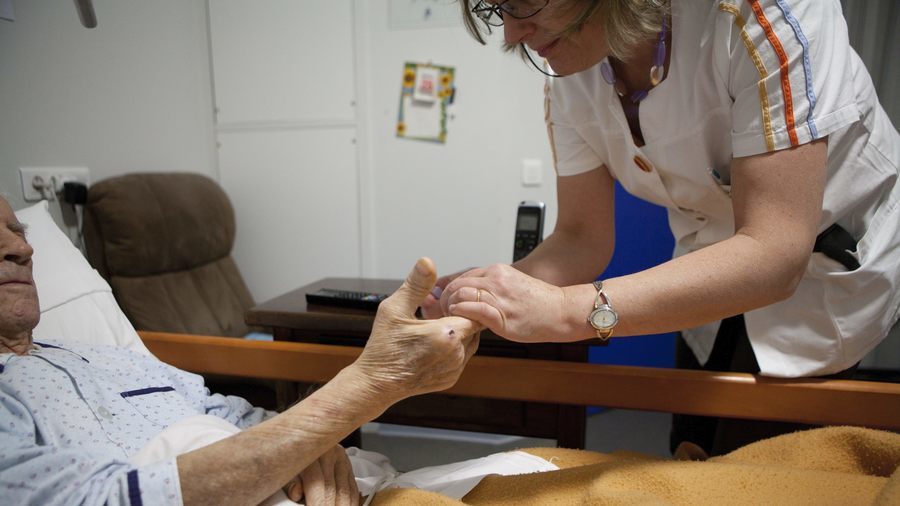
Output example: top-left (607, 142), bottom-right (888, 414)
top-left (284, 445), bottom-right (359, 505)
top-left (353, 258), bottom-right (482, 403)
top-left (419, 268), bottom-right (472, 319)
top-left (441, 263), bottom-right (567, 343)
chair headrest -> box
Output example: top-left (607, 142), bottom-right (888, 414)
top-left (85, 172), bottom-right (235, 277)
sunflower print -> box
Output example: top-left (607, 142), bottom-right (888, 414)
top-left (397, 63), bottom-right (454, 143)
top-left (402, 67), bottom-right (416, 88)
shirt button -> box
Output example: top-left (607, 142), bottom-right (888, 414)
top-left (633, 155), bottom-right (653, 173)
top-left (98, 406), bottom-right (112, 419)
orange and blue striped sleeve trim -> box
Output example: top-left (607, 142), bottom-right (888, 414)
top-left (720, 0), bottom-right (819, 152)
top-left (773, 0), bottom-right (818, 139)
top-left (747, 0), bottom-right (799, 147)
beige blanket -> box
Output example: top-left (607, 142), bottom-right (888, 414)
top-left (371, 426), bottom-right (900, 505)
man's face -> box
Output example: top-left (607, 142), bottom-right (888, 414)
top-left (0, 198), bottom-right (40, 338)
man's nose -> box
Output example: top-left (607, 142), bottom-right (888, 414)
top-left (503, 16), bottom-right (535, 46)
top-left (2, 233), bottom-right (34, 265)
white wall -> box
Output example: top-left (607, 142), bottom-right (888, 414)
top-left (361, 1), bottom-right (557, 280)
top-left (0, 0), bottom-right (216, 230)
top-left (0, 0), bottom-right (555, 302)
top-left (205, 0), bottom-right (556, 301)
top-left (208, 0), bottom-right (361, 303)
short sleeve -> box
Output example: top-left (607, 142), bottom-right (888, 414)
top-left (201, 392), bottom-right (271, 429)
top-left (718, 0), bottom-right (861, 157)
top-left (545, 78), bottom-right (606, 177)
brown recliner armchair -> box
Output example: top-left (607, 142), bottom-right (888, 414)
top-left (84, 172), bottom-right (253, 336)
top-left (83, 172), bottom-right (276, 408)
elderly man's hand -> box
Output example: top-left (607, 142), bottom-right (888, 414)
top-left (353, 258), bottom-right (481, 403)
top-left (283, 445), bottom-right (358, 506)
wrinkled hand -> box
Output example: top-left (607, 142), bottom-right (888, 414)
top-left (440, 263), bottom-right (565, 343)
top-left (419, 268), bottom-right (471, 319)
top-left (284, 445), bottom-right (358, 506)
top-left (354, 258), bottom-right (481, 403)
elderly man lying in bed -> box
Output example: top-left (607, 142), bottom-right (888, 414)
top-left (0, 196), bottom-right (480, 505)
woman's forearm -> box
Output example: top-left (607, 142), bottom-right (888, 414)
top-left (514, 168), bottom-right (616, 287)
top-left (515, 227), bottom-right (613, 287)
top-left (560, 231), bottom-right (809, 341)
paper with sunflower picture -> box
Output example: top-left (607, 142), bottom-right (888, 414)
top-left (396, 62), bottom-right (455, 143)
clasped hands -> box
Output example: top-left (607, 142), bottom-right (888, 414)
top-left (420, 263), bottom-right (566, 343)
top-left (287, 257), bottom-right (482, 505)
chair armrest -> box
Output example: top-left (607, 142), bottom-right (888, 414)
top-left (140, 331), bottom-right (900, 430)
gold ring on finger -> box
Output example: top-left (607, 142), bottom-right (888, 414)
top-left (475, 289), bottom-right (481, 303)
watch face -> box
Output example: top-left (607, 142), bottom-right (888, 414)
top-left (590, 307), bottom-right (618, 329)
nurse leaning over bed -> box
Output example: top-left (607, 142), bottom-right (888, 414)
top-left (422, 0), bottom-right (900, 456)
top-left (0, 194), bottom-right (481, 506)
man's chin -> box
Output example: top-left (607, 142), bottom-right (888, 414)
top-left (6, 293), bottom-right (41, 331)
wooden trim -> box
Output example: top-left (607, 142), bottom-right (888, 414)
top-left (142, 331), bottom-right (359, 380)
top-left (140, 331), bottom-right (900, 430)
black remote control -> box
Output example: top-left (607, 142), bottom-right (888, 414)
top-left (305, 288), bottom-right (389, 311)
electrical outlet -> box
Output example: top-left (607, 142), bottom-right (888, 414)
top-left (19, 167), bottom-right (90, 202)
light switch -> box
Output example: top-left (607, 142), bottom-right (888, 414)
top-left (522, 158), bottom-right (543, 187)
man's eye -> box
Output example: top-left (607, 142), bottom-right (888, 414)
top-left (10, 224), bottom-right (28, 238)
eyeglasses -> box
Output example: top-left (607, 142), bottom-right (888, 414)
top-left (472, 0), bottom-right (551, 27)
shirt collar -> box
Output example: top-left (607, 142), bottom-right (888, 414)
top-left (0, 341), bottom-right (89, 374)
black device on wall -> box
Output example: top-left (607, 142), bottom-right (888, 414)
top-left (74, 0), bottom-right (97, 28)
top-left (513, 200), bottom-right (545, 262)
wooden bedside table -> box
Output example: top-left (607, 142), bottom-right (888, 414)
top-left (246, 277), bottom-right (589, 449)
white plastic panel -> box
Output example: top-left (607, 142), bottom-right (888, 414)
top-left (208, 0), bottom-right (356, 124)
top-left (217, 128), bottom-right (361, 302)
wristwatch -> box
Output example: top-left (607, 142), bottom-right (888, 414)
top-left (588, 280), bottom-right (618, 341)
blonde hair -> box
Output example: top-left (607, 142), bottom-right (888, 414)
top-left (460, 0), bottom-right (669, 60)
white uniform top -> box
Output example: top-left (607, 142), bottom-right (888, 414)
top-left (546, 0), bottom-right (900, 377)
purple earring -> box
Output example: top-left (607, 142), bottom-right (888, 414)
top-left (601, 16), bottom-right (668, 103)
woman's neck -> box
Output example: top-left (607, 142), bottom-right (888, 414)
top-left (613, 31), bottom-right (669, 93)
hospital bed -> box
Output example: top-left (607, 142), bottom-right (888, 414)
top-left (23, 329), bottom-right (895, 505)
top-left (140, 331), bottom-right (900, 431)
top-left (20, 199), bottom-right (900, 504)
top-left (138, 332), bottom-right (900, 504)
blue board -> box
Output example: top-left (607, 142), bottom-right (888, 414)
top-left (588, 182), bottom-right (676, 411)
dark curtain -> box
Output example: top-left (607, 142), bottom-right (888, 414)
top-left (841, 0), bottom-right (900, 128)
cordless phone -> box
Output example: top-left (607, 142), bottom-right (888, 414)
top-left (513, 201), bottom-right (545, 262)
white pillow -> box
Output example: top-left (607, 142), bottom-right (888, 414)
top-left (14, 201), bottom-right (150, 355)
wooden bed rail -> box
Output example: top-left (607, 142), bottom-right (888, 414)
top-left (139, 331), bottom-right (900, 431)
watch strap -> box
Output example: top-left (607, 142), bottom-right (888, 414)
top-left (589, 280), bottom-right (615, 342)
top-left (592, 280), bottom-right (604, 310)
